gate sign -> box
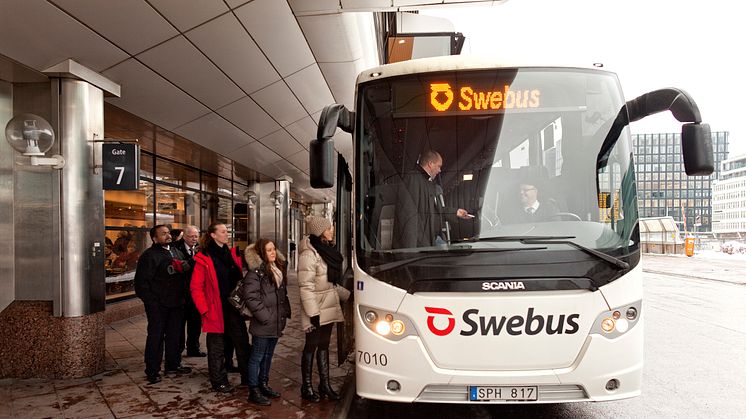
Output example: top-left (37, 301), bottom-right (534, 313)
top-left (103, 143), bottom-right (140, 190)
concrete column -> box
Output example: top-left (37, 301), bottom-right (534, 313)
top-left (43, 60), bottom-right (120, 317)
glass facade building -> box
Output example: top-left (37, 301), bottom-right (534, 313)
top-left (712, 154), bottom-right (746, 238)
top-left (632, 131), bottom-right (729, 233)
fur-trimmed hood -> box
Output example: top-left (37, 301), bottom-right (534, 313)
top-left (245, 243), bottom-right (286, 270)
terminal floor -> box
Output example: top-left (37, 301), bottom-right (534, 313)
top-left (0, 272), bottom-right (352, 418)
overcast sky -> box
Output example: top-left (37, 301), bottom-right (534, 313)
top-left (422, 0), bottom-right (745, 157)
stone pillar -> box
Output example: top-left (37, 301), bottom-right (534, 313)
top-left (0, 60), bottom-right (120, 378)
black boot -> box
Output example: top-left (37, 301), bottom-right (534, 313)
top-left (248, 386), bottom-right (271, 406)
top-left (301, 351), bottom-right (320, 402)
top-left (259, 382), bottom-right (281, 398)
top-left (316, 349), bottom-right (341, 401)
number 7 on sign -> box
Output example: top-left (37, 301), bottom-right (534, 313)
top-left (114, 166), bottom-right (125, 184)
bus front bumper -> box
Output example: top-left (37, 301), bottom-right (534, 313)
top-left (355, 321), bottom-right (643, 403)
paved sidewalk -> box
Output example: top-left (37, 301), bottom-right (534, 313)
top-left (0, 272), bottom-right (352, 418)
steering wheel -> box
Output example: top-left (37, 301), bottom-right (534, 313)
top-left (550, 212), bottom-right (582, 221)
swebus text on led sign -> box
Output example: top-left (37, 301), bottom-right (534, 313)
top-left (430, 83), bottom-right (541, 112)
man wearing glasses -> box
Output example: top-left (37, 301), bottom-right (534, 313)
top-left (514, 179), bottom-right (557, 223)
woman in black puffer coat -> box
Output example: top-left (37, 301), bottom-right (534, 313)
top-left (242, 238), bottom-right (291, 406)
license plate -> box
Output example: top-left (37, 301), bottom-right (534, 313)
top-left (469, 386), bottom-right (538, 401)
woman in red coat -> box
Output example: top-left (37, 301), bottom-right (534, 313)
top-left (190, 222), bottom-right (250, 393)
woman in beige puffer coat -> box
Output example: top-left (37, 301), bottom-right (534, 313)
top-left (297, 215), bottom-right (344, 402)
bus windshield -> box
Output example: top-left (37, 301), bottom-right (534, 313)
top-left (356, 68), bottom-right (640, 290)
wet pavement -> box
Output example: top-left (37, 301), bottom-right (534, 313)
top-left (0, 271), bottom-right (352, 418)
top-left (641, 252), bottom-right (746, 285)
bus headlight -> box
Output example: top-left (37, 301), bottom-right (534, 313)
top-left (358, 305), bottom-right (416, 341)
top-left (375, 321), bottom-right (391, 336)
top-left (591, 301), bottom-right (641, 338)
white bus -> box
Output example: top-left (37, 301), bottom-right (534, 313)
top-left (310, 56), bottom-right (713, 404)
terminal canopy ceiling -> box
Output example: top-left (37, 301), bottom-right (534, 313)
top-left (0, 0), bottom-right (501, 203)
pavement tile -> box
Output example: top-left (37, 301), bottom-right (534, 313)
top-left (92, 369), bottom-right (133, 387)
top-left (98, 383), bottom-right (158, 417)
top-left (11, 391), bottom-right (62, 418)
top-left (10, 378), bottom-right (56, 398)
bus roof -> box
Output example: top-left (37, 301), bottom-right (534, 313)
top-left (356, 55), bottom-right (610, 85)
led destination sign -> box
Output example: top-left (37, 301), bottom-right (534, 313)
top-left (386, 69), bottom-right (590, 117)
top-left (430, 82), bottom-right (541, 112)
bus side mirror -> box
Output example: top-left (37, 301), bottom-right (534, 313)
top-left (625, 88), bottom-right (714, 176)
top-left (681, 123), bottom-right (714, 176)
top-left (310, 104), bottom-right (355, 189)
top-left (310, 138), bottom-right (335, 188)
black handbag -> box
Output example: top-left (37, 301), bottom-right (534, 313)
top-left (228, 279), bottom-right (252, 319)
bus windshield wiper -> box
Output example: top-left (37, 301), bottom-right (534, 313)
top-left (368, 247), bottom-right (546, 275)
top-left (473, 235), bottom-right (630, 271)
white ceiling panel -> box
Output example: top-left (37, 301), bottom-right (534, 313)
top-left (0, 0), bottom-right (127, 72)
top-left (341, 0), bottom-right (394, 11)
top-left (174, 112), bottom-right (254, 156)
top-left (148, 0), bottom-right (229, 32)
top-left (288, 0), bottom-right (341, 15)
top-left (233, 140), bottom-right (284, 169)
top-left (224, 0), bottom-right (251, 9)
top-left (297, 13), bottom-right (362, 63)
top-left (287, 150), bottom-right (311, 172)
top-left (250, 81), bottom-right (307, 127)
top-left (52, 0), bottom-right (178, 55)
top-left (217, 96), bottom-right (280, 139)
top-left (258, 129), bottom-right (304, 157)
top-left (266, 159), bottom-right (304, 180)
top-left (318, 61), bottom-right (361, 108)
top-left (394, 0), bottom-right (444, 6)
top-left (253, 164), bottom-right (284, 179)
top-left (285, 64), bottom-right (335, 115)
top-left (286, 116), bottom-right (317, 146)
top-left (137, 36), bottom-right (244, 109)
top-left (103, 59), bottom-right (210, 130)
top-left (233, 0), bottom-right (315, 77)
top-left (186, 12), bottom-right (280, 94)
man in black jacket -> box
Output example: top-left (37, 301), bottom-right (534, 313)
top-left (172, 225), bottom-right (206, 357)
top-left (134, 225), bottom-right (192, 384)
top-left (393, 149), bottom-right (471, 248)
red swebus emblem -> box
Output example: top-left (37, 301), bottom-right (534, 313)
top-left (425, 307), bottom-right (456, 336)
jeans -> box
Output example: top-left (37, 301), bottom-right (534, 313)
top-left (247, 336), bottom-right (278, 387)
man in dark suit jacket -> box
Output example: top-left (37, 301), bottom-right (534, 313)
top-left (172, 225), bottom-right (206, 357)
top-left (512, 180), bottom-right (558, 223)
top-left (393, 149), bottom-right (471, 248)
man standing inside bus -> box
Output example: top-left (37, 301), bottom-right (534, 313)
top-left (393, 149), bottom-right (471, 248)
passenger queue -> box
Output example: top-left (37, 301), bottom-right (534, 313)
top-left (133, 215), bottom-right (345, 406)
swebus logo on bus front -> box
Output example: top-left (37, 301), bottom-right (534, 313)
top-left (429, 82), bottom-right (541, 112)
top-left (424, 306), bottom-right (580, 337)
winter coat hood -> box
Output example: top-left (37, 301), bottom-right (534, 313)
top-left (244, 243), bottom-right (286, 271)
